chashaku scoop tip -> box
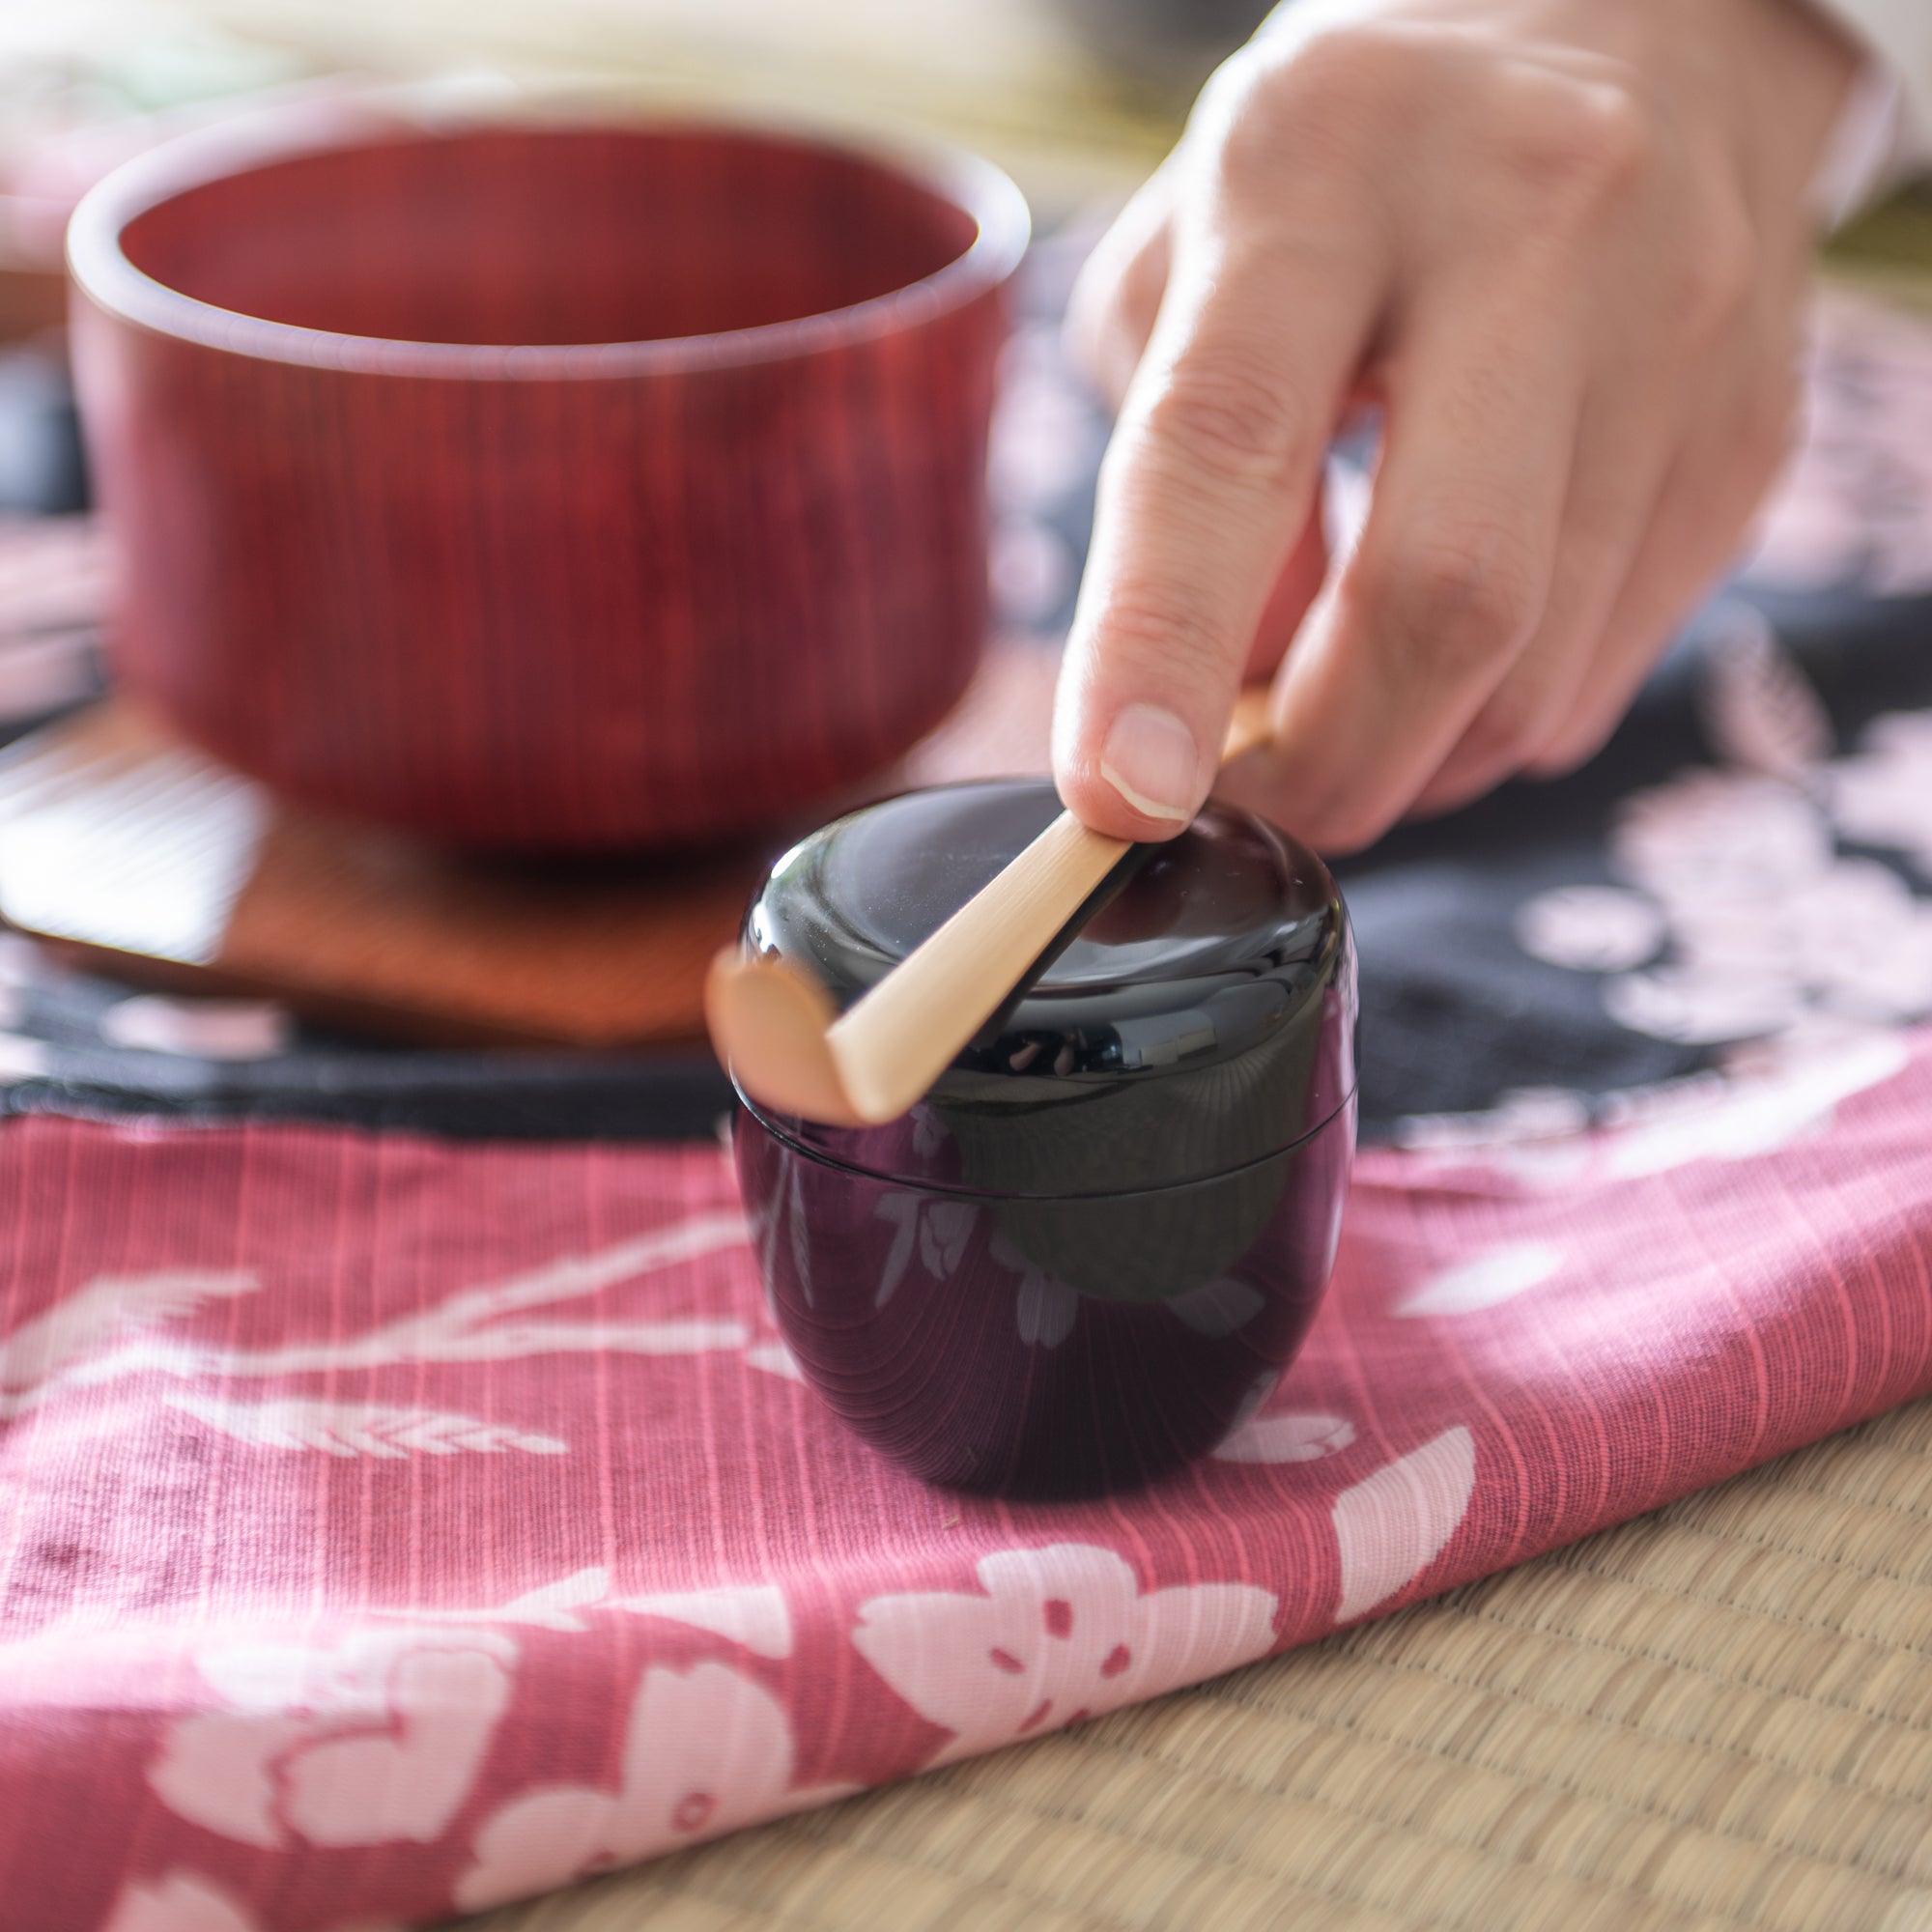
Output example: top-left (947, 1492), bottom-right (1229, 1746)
top-left (703, 946), bottom-right (867, 1127)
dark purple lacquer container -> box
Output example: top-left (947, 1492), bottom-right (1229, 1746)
top-left (733, 779), bottom-right (1357, 1497)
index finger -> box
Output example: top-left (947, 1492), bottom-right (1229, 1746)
top-left (1052, 197), bottom-right (1387, 839)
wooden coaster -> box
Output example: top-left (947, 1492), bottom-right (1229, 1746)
top-left (0, 644), bottom-right (1056, 1048)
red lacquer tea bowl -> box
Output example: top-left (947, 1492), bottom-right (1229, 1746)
top-left (66, 102), bottom-right (1028, 850)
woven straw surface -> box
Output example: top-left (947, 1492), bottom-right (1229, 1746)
top-left (455, 1393), bottom-right (1932, 1932)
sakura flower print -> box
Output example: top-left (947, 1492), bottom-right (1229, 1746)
top-left (732, 779), bottom-right (1357, 1496)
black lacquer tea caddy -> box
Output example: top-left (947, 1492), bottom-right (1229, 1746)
top-left (732, 779), bottom-right (1357, 1497)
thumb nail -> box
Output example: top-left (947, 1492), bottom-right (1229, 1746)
top-left (1098, 703), bottom-right (1201, 823)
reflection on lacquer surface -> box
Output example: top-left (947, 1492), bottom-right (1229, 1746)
top-left (737, 1099), bottom-right (1353, 1496)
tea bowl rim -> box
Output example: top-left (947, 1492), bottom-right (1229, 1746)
top-left (66, 90), bottom-right (1032, 383)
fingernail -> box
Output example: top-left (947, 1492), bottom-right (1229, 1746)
top-left (1099, 704), bottom-right (1200, 823)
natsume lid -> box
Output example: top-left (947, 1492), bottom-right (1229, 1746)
top-left (735, 778), bottom-right (1356, 1195)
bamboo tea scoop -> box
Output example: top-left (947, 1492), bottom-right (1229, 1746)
top-left (706, 689), bottom-right (1275, 1126)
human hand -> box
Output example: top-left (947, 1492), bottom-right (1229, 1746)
top-left (1052, 0), bottom-right (1859, 849)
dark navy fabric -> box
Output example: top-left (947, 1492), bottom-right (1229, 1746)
top-left (3, 246), bottom-right (1928, 1145)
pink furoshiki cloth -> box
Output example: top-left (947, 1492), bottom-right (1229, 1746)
top-left (1, 1026), bottom-right (1929, 1932)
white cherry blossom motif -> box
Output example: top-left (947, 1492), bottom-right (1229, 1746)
top-left (150, 1628), bottom-right (516, 1850)
top-left (1213, 1410), bottom-right (1357, 1464)
top-left (1416, 626), bottom-right (1932, 1166)
top-left (1511, 686), bottom-right (1932, 1070)
top-left (852, 1544), bottom-right (1278, 1766)
top-left (1664, 892), bottom-right (1808, 980)
top-left (1799, 882), bottom-right (1932, 1024)
top-left (1513, 886), bottom-right (1665, 974)
top-left (1332, 1427), bottom-right (1478, 1624)
top-left (1830, 710), bottom-right (1932, 878)
top-left (1597, 770), bottom-right (1932, 1039)
top-left (1395, 1242), bottom-right (1563, 1318)
top-left (1666, 856), bottom-right (1932, 1024)
top-left (1611, 770), bottom-right (1833, 911)
top-left (1602, 965), bottom-right (1806, 1045)
top-left (456, 1661), bottom-right (802, 1912)
top-left (105, 1872), bottom-right (259, 1932)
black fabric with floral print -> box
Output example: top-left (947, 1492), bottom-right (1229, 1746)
top-left (2, 266), bottom-right (1928, 1145)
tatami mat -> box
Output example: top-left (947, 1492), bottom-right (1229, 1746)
top-left (455, 1395), bottom-right (1932, 1932)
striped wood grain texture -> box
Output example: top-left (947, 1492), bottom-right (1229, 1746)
top-left (74, 120), bottom-right (1013, 852)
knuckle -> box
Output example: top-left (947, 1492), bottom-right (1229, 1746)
top-left (1558, 78), bottom-right (1655, 193)
top-left (1538, 77), bottom-right (1646, 200)
top-left (1456, 703), bottom-right (1535, 774)
top-left (1359, 529), bottom-right (1542, 674)
top-left (1208, 26), bottom-right (1404, 182)
top-left (1133, 351), bottom-right (1312, 492)
top-left (1090, 581), bottom-right (1231, 688)
top-left (1501, 72), bottom-right (1655, 217)
top-left (1457, 686), bottom-right (1564, 780)
top-left (1671, 194), bottom-right (1755, 343)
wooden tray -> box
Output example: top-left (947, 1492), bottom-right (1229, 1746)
top-left (0, 644), bottom-right (1057, 1049)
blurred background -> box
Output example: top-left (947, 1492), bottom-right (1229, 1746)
top-left (8, 0), bottom-right (1931, 523)
top-left (0, 0), bottom-right (1306, 521)
top-left (10, 0), bottom-right (1932, 510)
top-left (0, 0), bottom-right (1250, 315)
